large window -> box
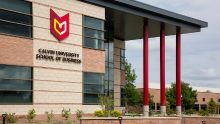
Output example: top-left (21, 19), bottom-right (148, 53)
top-left (0, 0), bottom-right (32, 38)
top-left (120, 49), bottom-right (126, 70)
top-left (0, 65), bottom-right (32, 104)
top-left (83, 72), bottom-right (104, 104)
top-left (83, 16), bottom-right (105, 50)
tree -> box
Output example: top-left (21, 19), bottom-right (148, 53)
top-left (124, 60), bottom-right (141, 113)
top-left (207, 98), bottom-right (217, 114)
top-left (124, 60), bottom-right (154, 113)
top-left (166, 82), bottom-right (197, 111)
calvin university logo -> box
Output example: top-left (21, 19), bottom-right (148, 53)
top-left (50, 9), bottom-right (69, 41)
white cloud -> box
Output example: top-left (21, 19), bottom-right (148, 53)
top-left (184, 68), bottom-right (220, 81)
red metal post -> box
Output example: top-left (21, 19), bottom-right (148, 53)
top-left (176, 26), bottom-right (181, 115)
top-left (160, 22), bottom-right (166, 115)
top-left (143, 19), bottom-right (149, 116)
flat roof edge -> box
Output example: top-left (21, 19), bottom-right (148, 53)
top-left (116, 0), bottom-right (208, 28)
top-left (82, 0), bottom-right (208, 28)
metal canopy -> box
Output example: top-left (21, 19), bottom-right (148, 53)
top-left (82, 0), bottom-right (208, 40)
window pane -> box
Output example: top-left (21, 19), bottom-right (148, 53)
top-left (109, 81), bottom-right (114, 92)
top-left (0, 0), bottom-right (32, 14)
top-left (121, 49), bottom-right (125, 57)
top-left (104, 81), bottom-right (109, 93)
top-left (84, 16), bottom-right (104, 30)
top-left (84, 84), bottom-right (104, 94)
top-left (84, 94), bottom-right (99, 104)
top-left (104, 67), bottom-right (108, 80)
top-left (0, 91), bottom-right (32, 103)
top-left (84, 73), bottom-right (104, 85)
top-left (120, 63), bottom-right (125, 70)
top-left (109, 68), bottom-right (114, 81)
top-left (0, 21), bottom-right (32, 37)
top-left (109, 43), bottom-right (114, 62)
top-left (0, 65), bottom-right (32, 79)
top-left (0, 9), bottom-right (32, 25)
top-left (84, 28), bottom-right (104, 39)
top-left (84, 37), bottom-right (104, 50)
top-left (0, 79), bottom-right (32, 90)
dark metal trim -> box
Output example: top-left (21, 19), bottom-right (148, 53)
top-left (82, 0), bottom-right (208, 28)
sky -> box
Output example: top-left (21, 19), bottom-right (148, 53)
top-left (126, 0), bottom-right (220, 91)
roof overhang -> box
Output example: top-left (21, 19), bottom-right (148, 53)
top-left (82, 0), bottom-right (208, 40)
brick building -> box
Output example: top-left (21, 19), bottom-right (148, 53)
top-left (0, 0), bottom-right (207, 116)
top-left (138, 88), bottom-right (220, 112)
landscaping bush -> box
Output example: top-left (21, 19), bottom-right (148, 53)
top-left (94, 110), bottom-right (104, 117)
top-left (27, 109), bottom-right (36, 123)
top-left (76, 109), bottom-right (84, 121)
top-left (110, 110), bottom-right (122, 117)
top-left (61, 108), bottom-right (71, 120)
top-left (45, 110), bottom-right (54, 123)
top-left (7, 113), bottom-right (17, 124)
top-left (198, 109), bottom-right (209, 116)
top-left (185, 109), bottom-right (196, 115)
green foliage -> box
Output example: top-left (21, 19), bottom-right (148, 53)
top-left (27, 109), bottom-right (36, 123)
top-left (124, 60), bottom-right (154, 113)
top-left (75, 109), bottom-right (84, 120)
top-left (198, 109), bottom-right (209, 116)
top-left (166, 82), bottom-right (197, 111)
top-left (208, 99), bottom-right (217, 114)
top-left (94, 110), bottom-right (104, 117)
top-left (98, 94), bottom-right (114, 117)
top-left (184, 109), bottom-right (196, 115)
top-left (125, 60), bottom-right (137, 84)
top-left (166, 101), bottom-right (176, 115)
top-left (94, 110), bottom-right (122, 117)
top-left (149, 93), bottom-right (154, 111)
top-left (124, 82), bottom-right (142, 106)
top-left (124, 60), bottom-right (141, 106)
top-left (45, 110), bottom-right (54, 123)
top-left (61, 108), bottom-right (71, 120)
top-left (110, 110), bottom-right (122, 117)
top-left (7, 113), bottom-right (17, 123)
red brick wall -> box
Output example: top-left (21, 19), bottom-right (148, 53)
top-left (81, 117), bottom-right (220, 124)
top-left (182, 117), bottom-right (220, 124)
top-left (82, 48), bottom-right (105, 73)
top-left (81, 117), bottom-right (181, 124)
top-left (0, 35), bottom-right (33, 66)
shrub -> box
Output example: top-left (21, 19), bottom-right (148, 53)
top-left (76, 109), bottom-right (84, 120)
top-left (45, 110), bottom-right (54, 123)
top-left (110, 110), bottom-right (122, 117)
top-left (27, 109), bottom-right (36, 123)
top-left (94, 110), bottom-right (104, 117)
top-left (7, 113), bottom-right (17, 123)
top-left (198, 109), bottom-right (209, 116)
top-left (185, 109), bottom-right (196, 115)
top-left (208, 99), bottom-right (217, 114)
top-left (62, 108), bottom-right (71, 120)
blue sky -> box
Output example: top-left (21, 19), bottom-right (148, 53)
top-left (126, 0), bottom-right (220, 89)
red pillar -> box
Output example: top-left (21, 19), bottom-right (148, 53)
top-left (176, 26), bottom-right (181, 115)
top-left (160, 22), bottom-right (166, 115)
top-left (143, 19), bottom-right (149, 116)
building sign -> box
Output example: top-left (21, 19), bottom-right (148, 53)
top-left (36, 48), bottom-right (81, 64)
top-left (50, 9), bottom-right (69, 41)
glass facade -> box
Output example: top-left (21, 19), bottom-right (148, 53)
top-left (83, 16), bottom-right (105, 50)
top-left (120, 49), bottom-right (126, 70)
top-left (83, 72), bottom-right (104, 104)
top-left (104, 29), bottom-right (114, 96)
top-left (0, 65), bottom-right (33, 104)
top-left (0, 0), bottom-right (32, 38)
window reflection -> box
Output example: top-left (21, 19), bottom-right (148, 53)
top-left (83, 72), bottom-right (104, 104)
top-left (0, 65), bottom-right (32, 104)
